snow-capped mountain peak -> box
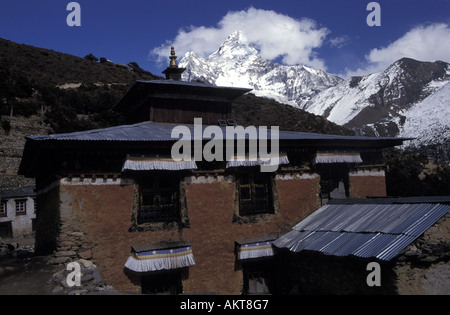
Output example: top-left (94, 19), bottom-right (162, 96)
top-left (208, 30), bottom-right (259, 62)
top-left (179, 31), bottom-right (343, 106)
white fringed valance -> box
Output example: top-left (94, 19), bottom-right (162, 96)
top-left (122, 155), bottom-right (197, 172)
top-left (226, 153), bottom-right (289, 168)
top-left (237, 241), bottom-right (275, 260)
top-left (124, 246), bottom-right (195, 272)
top-left (313, 151), bottom-right (363, 164)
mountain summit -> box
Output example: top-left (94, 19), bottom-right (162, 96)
top-left (208, 31), bottom-right (259, 62)
top-left (179, 31), bottom-right (343, 107)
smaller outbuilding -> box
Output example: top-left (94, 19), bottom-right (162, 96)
top-left (0, 185), bottom-right (36, 238)
top-left (273, 197), bottom-right (450, 295)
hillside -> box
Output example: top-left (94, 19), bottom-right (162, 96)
top-left (0, 37), bottom-right (449, 196)
top-left (0, 37), bottom-right (159, 186)
top-left (0, 37), bottom-right (163, 133)
top-left (232, 93), bottom-right (352, 135)
top-left (0, 38), bottom-right (161, 86)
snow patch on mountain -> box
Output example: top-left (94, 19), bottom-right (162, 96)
top-left (302, 72), bottom-right (381, 126)
top-left (400, 81), bottom-right (450, 149)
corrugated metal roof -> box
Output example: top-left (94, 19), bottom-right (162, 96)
top-left (273, 201), bottom-right (450, 261)
top-left (131, 240), bottom-right (192, 253)
top-left (235, 235), bottom-right (279, 245)
top-left (26, 121), bottom-right (408, 143)
top-left (0, 185), bottom-right (36, 199)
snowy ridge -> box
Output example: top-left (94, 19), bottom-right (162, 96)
top-left (302, 72), bottom-right (381, 126)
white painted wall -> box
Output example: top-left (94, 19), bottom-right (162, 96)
top-left (0, 196), bottom-right (36, 237)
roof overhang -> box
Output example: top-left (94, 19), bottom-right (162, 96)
top-left (113, 80), bottom-right (252, 113)
top-left (124, 241), bottom-right (195, 272)
top-left (18, 121), bottom-right (411, 178)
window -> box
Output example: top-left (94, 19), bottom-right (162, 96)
top-left (319, 165), bottom-right (349, 205)
top-left (243, 261), bottom-right (274, 295)
top-left (238, 171), bottom-right (274, 216)
top-left (138, 175), bottom-right (180, 223)
top-left (15, 199), bottom-right (26, 216)
top-left (141, 270), bottom-right (182, 295)
top-left (0, 200), bottom-right (6, 217)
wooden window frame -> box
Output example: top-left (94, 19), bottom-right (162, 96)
top-left (0, 200), bottom-right (7, 217)
top-left (15, 199), bottom-right (27, 216)
top-left (138, 175), bottom-right (181, 224)
top-left (237, 171), bottom-right (274, 216)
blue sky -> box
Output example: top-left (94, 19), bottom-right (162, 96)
top-left (0, 0), bottom-right (449, 77)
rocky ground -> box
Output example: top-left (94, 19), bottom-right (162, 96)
top-left (0, 236), bottom-right (118, 295)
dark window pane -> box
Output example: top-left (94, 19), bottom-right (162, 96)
top-left (138, 175), bottom-right (180, 223)
top-left (238, 172), bottom-right (273, 216)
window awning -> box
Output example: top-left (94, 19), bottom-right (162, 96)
top-left (226, 153), bottom-right (289, 168)
top-left (236, 236), bottom-right (277, 260)
top-left (124, 241), bottom-right (195, 272)
top-left (122, 155), bottom-right (197, 172)
top-left (313, 150), bottom-right (363, 164)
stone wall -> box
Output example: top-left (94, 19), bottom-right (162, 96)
top-left (56, 178), bottom-right (137, 291)
top-left (0, 115), bottom-right (49, 187)
top-left (50, 258), bottom-right (117, 295)
top-left (394, 213), bottom-right (450, 295)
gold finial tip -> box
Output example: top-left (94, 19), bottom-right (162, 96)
top-left (169, 46), bottom-right (178, 68)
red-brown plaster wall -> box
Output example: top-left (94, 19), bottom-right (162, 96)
top-left (60, 183), bottom-right (184, 292)
top-left (181, 174), bottom-right (320, 294)
top-left (56, 170), bottom-right (383, 294)
top-left (349, 170), bottom-right (387, 198)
